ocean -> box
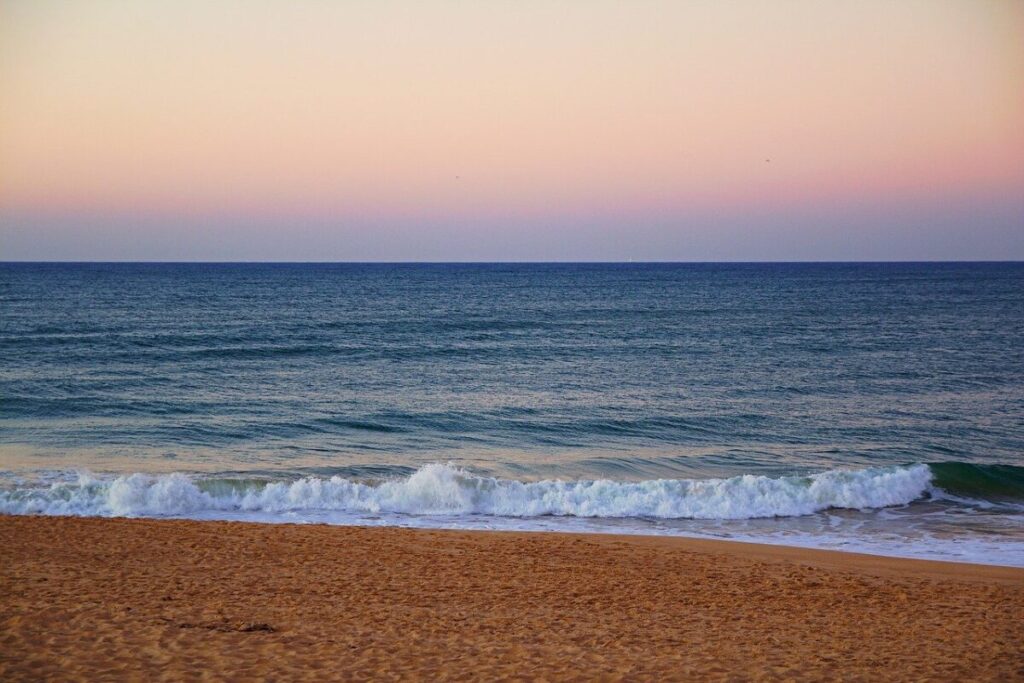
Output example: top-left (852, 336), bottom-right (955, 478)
top-left (1, 262), bottom-right (1022, 565)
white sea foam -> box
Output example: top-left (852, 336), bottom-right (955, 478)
top-left (0, 462), bottom-right (933, 520)
top-left (5, 463), bottom-right (1024, 566)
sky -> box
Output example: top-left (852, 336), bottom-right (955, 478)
top-left (1, 0), bottom-right (1022, 261)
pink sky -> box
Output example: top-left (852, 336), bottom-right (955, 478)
top-left (1, 1), bottom-right (1022, 260)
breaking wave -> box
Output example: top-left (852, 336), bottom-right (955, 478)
top-left (0, 463), bottom-right (937, 520)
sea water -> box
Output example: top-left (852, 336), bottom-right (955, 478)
top-left (1, 263), bottom-right (1022, 565)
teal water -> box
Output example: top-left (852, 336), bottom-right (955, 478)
top-left (1, 263), bottom-right (1022, 564)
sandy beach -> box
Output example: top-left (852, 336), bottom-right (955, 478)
top-left (2, 517), bottom-right (1022, 680)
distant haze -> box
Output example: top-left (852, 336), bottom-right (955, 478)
top-left (1, 0), bottom-right (1022, 261)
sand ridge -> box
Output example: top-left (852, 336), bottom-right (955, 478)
top-left (1, 516), bottom-right (1022, 681)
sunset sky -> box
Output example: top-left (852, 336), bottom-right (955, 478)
top-left (1, 0), bottom-right (1022, 260)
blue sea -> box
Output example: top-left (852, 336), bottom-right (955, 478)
top-left (1, 263), bottom-right (1022, 565)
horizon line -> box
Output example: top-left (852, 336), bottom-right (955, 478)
top-left (2, 259), bottom-right (1023, 266)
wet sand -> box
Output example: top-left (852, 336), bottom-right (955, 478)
top-left (1, 516), bottom-right (1022, 681)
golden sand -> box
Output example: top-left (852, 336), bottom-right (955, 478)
top-left (1, 516), bottom-right (1022, 681)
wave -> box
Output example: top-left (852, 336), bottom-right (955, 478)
top-left (928, 462), bottom-right (1024, 502)
top-left (0, 463), bottom-right (938, 520)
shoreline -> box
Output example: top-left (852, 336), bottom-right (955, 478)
top-left (4, 460), bottom-right (1022, 569)
top-left (2, 504), bottom-right (1022, 570)
top-left (6, 510), bottom-right (1024, 574)
top-left (3, 515), bottom-right (1022, 680)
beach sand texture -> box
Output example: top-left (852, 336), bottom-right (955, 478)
top-left (1, 516), bottom-right (1022, 681)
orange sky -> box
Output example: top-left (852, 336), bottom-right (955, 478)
top-left (1, 0), bottom-right (1022, 259)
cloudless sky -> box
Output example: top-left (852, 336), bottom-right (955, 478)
top-left (1, 0), bottom-right (1022, 261)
